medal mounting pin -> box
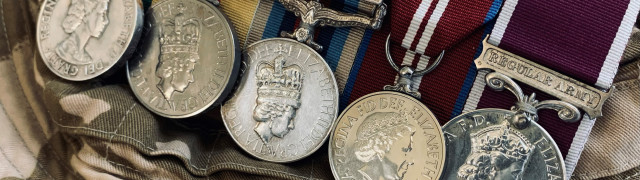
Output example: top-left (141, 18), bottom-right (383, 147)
top-left (383, 34), bottom-right (444, 99)
top-left (278, 0), bottom-right (387, 51)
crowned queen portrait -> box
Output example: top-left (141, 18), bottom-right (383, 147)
top-left (253, 46), bottom-right (303, 144)
top-left (457, 122), bottom-right (534, 180)
top-left (56, 0), bottom-right (110, 64)
top-left (156, 3), bottom-right (201, 100)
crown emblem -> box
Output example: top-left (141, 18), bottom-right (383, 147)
top-left (255, 45), bottom-right (304, 107)
top-left (159, 3), bottom-right (201, 58)
top-left (470, 122), bottom-right (533, 162)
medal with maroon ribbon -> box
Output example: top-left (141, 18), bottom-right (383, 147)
top-left (442, 0), bottom-right (640, 179)
top-left (329, 36), bottom-right (447, 179)
top-left (329, 0), bottom-right (505, 178)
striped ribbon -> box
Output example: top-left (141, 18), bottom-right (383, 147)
top-left (222, 0), bottom-right (504, 160)
top-left (338, 0), bottom-right (505, 126)
top-left (144, 1), bottom-right (501, 123)
top-left (462, 0), bottom-right (640, 178)
top-left (143, 0), bottom-right (637, 177)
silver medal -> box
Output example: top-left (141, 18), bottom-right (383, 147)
top-left (441, 36), bottom-right (614, 180)
top-left (222, 38), bottom-right (338, 162)
top-left (441, 72), bottom-right (579, 180)
top-left (221, 0), bottom-right (386, 162)
top-left (37, 0), bottom-right (143, 81)
top-left (127, 0), bottom-right (240, 118)
top-left (329, 35), bottom-right (446, 180)
top-left (330, 91), bottom-right (446, 180)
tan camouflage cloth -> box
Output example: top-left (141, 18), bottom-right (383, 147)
top-left (0, 0), bottom-right (639, 179)
top-left (571, 24), bottom-right (640, 180)
top-left (0, 0), bottom-right (330, 179)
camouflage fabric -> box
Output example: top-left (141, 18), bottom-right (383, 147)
top-left (0, 0), bottom-right (329, 179)
top-left (0, 0), bottom-right (638, 179)
top-left (571, 23), bottom-right (640, 180)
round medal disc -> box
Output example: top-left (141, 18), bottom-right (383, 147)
top-left (127, 0), bottom-right (240, 118)
top-left (441, 108), bottom-right (566, 180)
top-left (329, 91), bottom-right (446, 180)
top-left (36, 0), bottom-right (143, 81)
top-left (221, 38), bottom-right (339, 163)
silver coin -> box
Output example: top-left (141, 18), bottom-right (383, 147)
top-left (329, 91), bottom-right (446, 180)
top-left (127, 0), bottom-right (240, 118)
top-left (36, 0), bottom-right (143, 81)
top-left (441, 109), bottom-right (565, 180)
top-left (221, 38), bottom-right (339, 162)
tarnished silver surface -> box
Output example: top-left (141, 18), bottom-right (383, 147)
top-left (442, 72), bottom-right (570, 180)
top-left (475, 37), bottom-right (612, 119)
top-left (329, 91), bottom-right (446, 180)
top-left (278, 0), bottom-right (386, 51)
top-left (127, 0), bottom-right (240, 118)
top-left (221, 38), bottom-right (338, 162)
top-left (383, 35), bottom-right (444, 99)
top-left (37, 0), bottom-right (143, 81)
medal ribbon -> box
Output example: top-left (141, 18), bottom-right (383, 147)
top-left (463, 0), bottom-right (640, 177)
top-left (346, 0), bottom-right (503, 121)
top-left (217, 0), bottom-right (501, 123)
top-left (489, 0), bottom-right (639, 89)
top-left (144, 0), bottom-right (638, 178)
top-left (215, 0), bottom-right (635, 177)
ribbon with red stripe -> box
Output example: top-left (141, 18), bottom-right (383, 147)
top-left (342, 0), bottom-right (638, 178)
top-left (240, 0), bottom-right (635, 177)
top-left (463, 0), bottom-right (640, 178)
top-left (345, 0), bottom-right (503, 124)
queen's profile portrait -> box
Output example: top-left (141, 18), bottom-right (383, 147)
top-left (252, 48), bottom-right (303, 143)
top-left (156, 3), bottom-right (201, 100)
top-left (354, 112), bottom-right (417, 180)
top-left (56, 0), bottom-right (110, 64)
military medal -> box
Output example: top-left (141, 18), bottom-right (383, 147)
top-left (37, 0), bottom-right (143, 81)
top-left (127, 0), bottom-right (240, 118)
top-left (221, 0), bottom-right (386, 162)
top-left (328, 35), bottom-right (446, 180)
top-left (441, 70), bottom-right (577, 179)
top-left (441, 0), bottom-right (635, 176)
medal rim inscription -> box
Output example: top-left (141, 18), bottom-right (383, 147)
top-left (36, 0), bottom-right (143, 81)
top-left (441, 108), bottom-right (566, 180)
top-left (126, 0), bottom-right (241, 118)
top-left (328, 91), bottom-right (446, 180)
top-left (221, 37), bottom-right (339, 163)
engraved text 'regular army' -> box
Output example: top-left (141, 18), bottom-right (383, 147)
top-left (329, 92), bottom-right (446, 180)
top-left (221, 38), bottom-right (339, 162)
top-left (37, 0), bottom-right (143, 80)
top-left (127, 0), bottom-right (240, 118)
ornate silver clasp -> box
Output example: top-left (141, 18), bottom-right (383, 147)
top-left (383, 35), bottom-right (444, 99)
top-left (485, 72), bottom-right (581, 129)
top-left (279, 0), bottom-right (386, 51)
top-left (475, 36), bottom-right (612, 119)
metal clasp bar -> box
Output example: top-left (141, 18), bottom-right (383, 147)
top-left (475, 36), bottom-right (613, 119)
